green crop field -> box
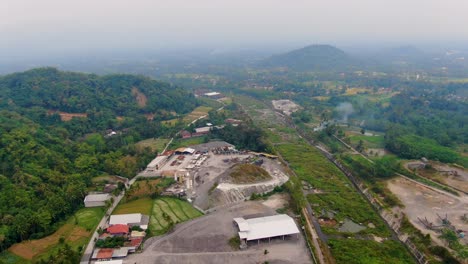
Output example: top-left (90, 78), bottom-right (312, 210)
top-left (149, 197), bottom-right (202, 235)
top-left (348, 134), bottom-right (385, 148)
top-left (113, 197), bottom-right (153, 215)
top-left (329, 239), bottom-right (414, 264)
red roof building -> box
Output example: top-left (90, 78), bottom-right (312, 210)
top-left (96, 248), bottom-right (114, 260)
top-left (107, 224), bottom-right (129, 235)
top-left (130, 238), bottom-right (143, 247)
top-left (180, 130), bottom-right (192, 139)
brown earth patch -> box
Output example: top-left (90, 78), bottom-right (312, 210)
top-left (131, 87), bottom-right (147, 107)
top-left (9, 224), bottom-right (75, 260)
top-left (47, 110), bottom-right (87, 121)
top-left (318, 218), bottom-right (338, 227)
top-left (145, 113), bottom-right (155, 120)
top-left (67, 227), bottom-right (90, 242)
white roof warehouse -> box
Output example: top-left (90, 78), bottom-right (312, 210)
top-left (109, 213), bottom-right (149, 229)
top-left (234, 214), bottom-right (300, 241)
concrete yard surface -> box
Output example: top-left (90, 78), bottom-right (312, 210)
top-left (123, 201), bottom-right (311, 264)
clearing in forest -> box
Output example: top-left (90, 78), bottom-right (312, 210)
top-left (135, 138), bottom-right (170, 152)
top-left (8, 207), bottom-right (104, 261)
top-left (162, 106), bottom-right (212, 126)
top-left (131, 87), bottom-right (148, 107)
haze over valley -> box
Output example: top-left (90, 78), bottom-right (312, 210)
top-left (1, 1), bottom-right (467, 264)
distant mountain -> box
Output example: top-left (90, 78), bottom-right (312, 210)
top-left (260, 44), bottom-right (355, 71)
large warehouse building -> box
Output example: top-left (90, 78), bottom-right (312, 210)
top-left (234, 214), bottom-right (300, 245)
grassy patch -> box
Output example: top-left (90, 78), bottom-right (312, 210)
top-left (349, 134), bottom-right (385, 148)
top-left (228, 236), bottom-right (240, 250)
top-left (124, 179), bottom-right (161, 200)
top-left (0, 251), bottom-right (28, 264)
top-left (75, 207), bottom-right (105, 231)
top-left (163, 106), bottom-right (212, 127)
top-left (276, 143), bottom-right (389, 236)
top-left (170, 137), bottom-right (207, 149)
top-left (229, 164), bottom-right (271, 184)
top-left (135, 138), bottom-right (170, 152)
top-left (328, 239), bottom-right (415, 264)
top-left (113, 197), bottom-right (153, 215)
top-left (8, 207), bottom-right (104, 262)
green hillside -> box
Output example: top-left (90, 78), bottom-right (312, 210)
top-left (0, 68), bottom-right (198, 256)
top-left (0, 67), bottom-right (196, 117)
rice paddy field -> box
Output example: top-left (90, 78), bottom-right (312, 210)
top-left (112, 196), bottom-right (202, 237)
top-left (149, 197), bottom-right (203, 236)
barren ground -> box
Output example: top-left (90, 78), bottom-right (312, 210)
top-left (124, 201), bottom-right (310, 264)
top-left (387, 177), bottom-right (468, 246)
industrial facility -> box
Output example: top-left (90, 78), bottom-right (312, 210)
top-left (234, 214), bottom-right (300, 248)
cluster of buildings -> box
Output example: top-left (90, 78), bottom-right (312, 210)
top-left (180, 118), bottom-right (242, 140)
top-left (83, 177), bottom-right (129, 207)
top-left (91, 213), bottom-right (149, 262)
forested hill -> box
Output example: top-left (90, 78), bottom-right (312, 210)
top-left (261, 44), bottom-right (355, 71)
top-left (0, 68), bottom-right (198, 253)
top-left (0, 67), bottom-right (197, 116)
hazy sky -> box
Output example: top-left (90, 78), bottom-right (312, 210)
top-left (2, 0), bottom-right (468, 56)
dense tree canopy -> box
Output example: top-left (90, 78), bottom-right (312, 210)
top-left (0, 68), bottom-right (199, 251)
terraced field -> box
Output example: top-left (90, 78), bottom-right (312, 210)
top-left (7, 207), bottom-right (104, 263)
top-left (149, 197), bottom-right (202, 235)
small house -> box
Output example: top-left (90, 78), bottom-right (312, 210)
top-left (106, 224), bottom-right (129, 236)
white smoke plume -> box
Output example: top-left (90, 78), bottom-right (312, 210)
top-left (336, 102), bottom-right (354, 123)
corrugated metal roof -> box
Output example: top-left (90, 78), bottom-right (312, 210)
top-left (112, 248), bottom-right (128, 258)
top-left (84, 193), bottom-right (110, 202)
top-left (195, 127), bottom-right (211, 133)
top-left (233, 218), bottom-right (249, 232)
top-left (235, 214), bottom-right (300, 241)
top-left (95, 260), bottom-right (123, 264)
top-left (204, 92), bottom-right (220, 96)
top-left (109, 214), bottom-right (142, 225)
